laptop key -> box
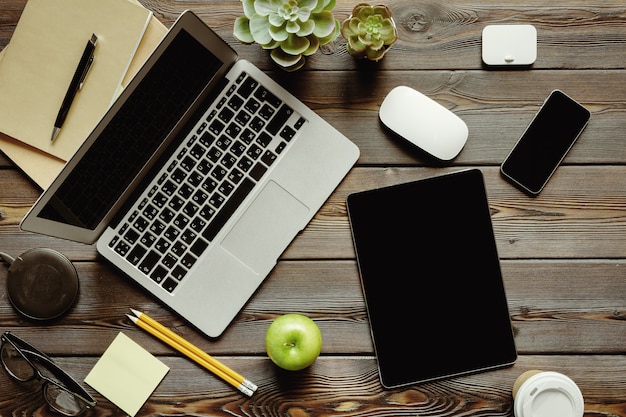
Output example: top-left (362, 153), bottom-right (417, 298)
top-left (164, 226), bottom-right (179, 241)
top-left (139, 250), bottom-right (160, 274)
top-left (267, 104), bottom-right (294, 135)
top-left (209, 119), bottom-right (225, 135)
top-left (250, 163), bottom-right (267, 181)
top-left (227, 95), bottom-right (244, 110)
top-left (247, 144), bottom-right (263, 160)
top-left (181, 253), bottom-right (196, 269)
top-left (236, 110), bottom-right (251, 126)
top-left (171, 168), bottom-right (187, 183)
top-left (228, 168), bottom-right (244, 184)
top-left (162, 180), bottom-right (177, 195)
top-left (162, 278), bottom-right (178, 293)
top-left (180, 155), bottom-right (196, 171)
top-left (249, 116), bottom-right (265, 132)
top-left (150, 265), bottom-right (167, 283)
top-left (160, 208), bottom-right (175, 224)
top-left (237, 156), bottom-right (253, 172)
top-left (237, 76), bottom-right (258, 98)
top-left (190, 238), bottom-right (209, 256)
top-left (150, 220), bottom-right (166, 235)
top-left (114, 240), bottom-right (131, 256)
top-left (256, 131), bottom-right (272, 147)
top-left (225, 122), bottom-right (241, 138)
top-left (155, 238), bottom-right (170, 252)
top-left (152, 192), bottom-right (168, 208)
top-left (180, 229), bottom-right (197, 244)
top-left (216, 135), bottom-right (232, 150)
top-left (199, 131), bottom-right (215, 147)
top-left (261, 150), bottom-right (277, 166)
top-left (124, 229), bottom-right (140, 244)
top-left (133, 216), bottom-right (149, 232)
top-left (169, 196), bottom-right (184, 211)
top-left (108, 235), bottom-right (119, 248)
top-left (162, 253), bottom-right (177, 268)
top-left (254, 86), bottom-right (281, 108)
top-left (294, 117), bottom-right (306, 129)
top-left (245, 97), bottom-right (260, 113)
top-left (127, 245), bottom-right (147, 265)
top-left (218, 107), bottom-right (234, 123)
top-left (280, 125), bottom-right (296, 141)
top-left (172, 265), bottom-right (187, 280)
top-left (141, 232), bottom-right (156, 247)
top-left (258, 104), bottom-right (275, 120)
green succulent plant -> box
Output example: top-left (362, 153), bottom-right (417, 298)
top-left (341, 3), bottom-right (397, 61)
top-left (234, 0), bottom-right (341, 71)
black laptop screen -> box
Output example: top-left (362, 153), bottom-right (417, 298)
top-left (39, 29), bottom-right (222, 229)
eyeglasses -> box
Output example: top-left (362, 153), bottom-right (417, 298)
top-left (1, 332), bottom-right (96, 416)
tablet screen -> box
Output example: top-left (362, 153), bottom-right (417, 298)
top-left (347, 169), bottom-right (516, 388)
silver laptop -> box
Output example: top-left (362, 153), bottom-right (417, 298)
top-left (20, 10), bottom-right (359, 338)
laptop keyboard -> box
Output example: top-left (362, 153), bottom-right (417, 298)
top-left (107, 71), bottom-right (306, 293)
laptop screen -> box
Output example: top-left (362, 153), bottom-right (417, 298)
top-left (39, 29), bottom-right (222, 230)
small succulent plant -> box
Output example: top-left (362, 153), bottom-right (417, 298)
top-left (341, 3), bottom-right (397, 61)
top-left (234, 0), bottom-right (341, 71)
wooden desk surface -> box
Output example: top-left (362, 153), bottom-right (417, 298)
top-left (1, 0), bottom-right (625, 415)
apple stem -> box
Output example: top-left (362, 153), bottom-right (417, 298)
top-left (284, 342), bottom-right (296, 347)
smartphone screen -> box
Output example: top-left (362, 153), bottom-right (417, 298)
top-left (501, 90), bottom-right (590, 195)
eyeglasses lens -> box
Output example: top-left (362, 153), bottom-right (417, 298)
top-left (1, 342), bottom-right (35, 381)
top-left (45, 384), bottom-right (89, 416)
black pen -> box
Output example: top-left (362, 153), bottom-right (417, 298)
top-left (51, 33), bottom-right (98, 142)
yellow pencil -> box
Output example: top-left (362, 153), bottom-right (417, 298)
top-left (130, 309), bottom-right (256, 393)
top-left (126, 314), bottom-right (244, 393)
top-left (127, 309), bottom-right (257, 396)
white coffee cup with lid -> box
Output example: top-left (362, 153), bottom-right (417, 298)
top-left (512, 370), bottom-right (584, 417)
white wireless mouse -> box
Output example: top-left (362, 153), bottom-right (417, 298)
top-left (379, 86), bottom-right (468, 161)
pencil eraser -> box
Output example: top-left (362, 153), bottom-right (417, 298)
top-left (482, 24), bottom-right (537, 66)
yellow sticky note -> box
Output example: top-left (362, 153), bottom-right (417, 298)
top-left (85, 332), bottom-right (169, 416)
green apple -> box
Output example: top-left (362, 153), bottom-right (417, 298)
top-left (265, 313), bottom-right (322, 371)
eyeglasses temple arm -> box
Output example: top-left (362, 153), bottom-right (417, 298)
top-left (20, 349), bottom-right (96, 405)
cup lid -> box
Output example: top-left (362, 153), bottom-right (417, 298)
top-left (514, 371), bottom-right (584, 417)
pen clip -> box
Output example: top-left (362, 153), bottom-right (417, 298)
top-left (78, 55), bottom-right (94, 90)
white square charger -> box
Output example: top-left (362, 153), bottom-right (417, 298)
top-left (482, 24), bottom-right (537, 66)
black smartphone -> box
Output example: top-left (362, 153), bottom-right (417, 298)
top-left (501, 90), bottom-right (590, 195)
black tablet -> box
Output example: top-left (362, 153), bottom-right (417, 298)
top-left (347, 169), bottom-right (517, 388)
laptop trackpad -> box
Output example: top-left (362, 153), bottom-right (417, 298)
top-left (222, 181), bottom-right (309, 273)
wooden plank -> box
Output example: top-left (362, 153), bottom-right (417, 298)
top-left (274, 70), bottom-right (626, 165)
top-left (290, 166), bottom-right (626, 259)
top-left (2, 1), bottom-right (626, 70)
top-left (6, 68), bottom-right (624, 167)
top-left (0, 355), bottom-right (624, 416)
top-left (1, 260), bottom-right (623, 355)
top-left (2, 166), bottom-right (625, 259)
top-left (133, 0), bottom-right (626, 71)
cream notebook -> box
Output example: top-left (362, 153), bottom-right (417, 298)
top-left (0, 2), bottom-right (167, 190)
top-left (0, 0), bottom-right (152, 161)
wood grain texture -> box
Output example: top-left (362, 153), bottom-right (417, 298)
top-left (0, 259), bottom-right (623, 357)
top-left (2, 167), bottom-right (625, 260)
top-left (0, 356), bottom-right (624, 417)
top-left (0, 0), bottom-right (624, 415)
top-left (1, 0), bottom-right (626, 70)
